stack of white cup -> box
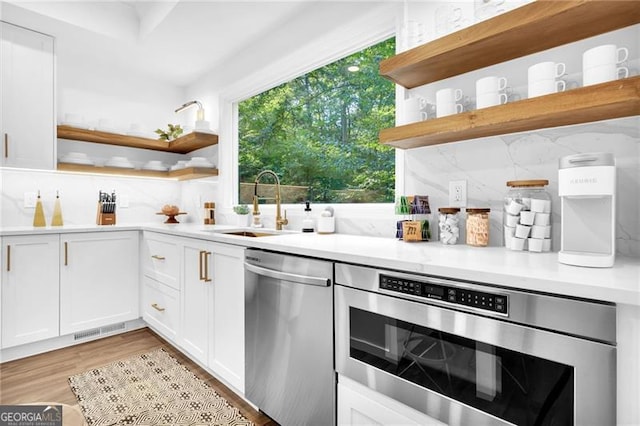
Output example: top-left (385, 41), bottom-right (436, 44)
top-left (528, 61), bottom-right (566, 98)
top-left (436, 88), bottom-right (464, 117)
top-left (476, 76), bottom-right (508, 109)
top-left (583, 44), bottom-right (629, 87)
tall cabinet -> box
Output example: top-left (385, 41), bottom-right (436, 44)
top-left (0, 22), bottom-right (55, 169)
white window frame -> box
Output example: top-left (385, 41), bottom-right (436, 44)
top-left (217, 4), bottom-right (403, 220)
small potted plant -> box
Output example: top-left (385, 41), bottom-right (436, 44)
top-left (233, 204), bottom-right (251, 226)
top-left (155, 123), bottom-right (184, 141)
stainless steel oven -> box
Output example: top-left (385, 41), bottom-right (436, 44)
top-left (335, 263), bottom-right (616, 426)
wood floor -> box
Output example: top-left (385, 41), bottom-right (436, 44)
top-left (0, 328), bottom-right (277, 426)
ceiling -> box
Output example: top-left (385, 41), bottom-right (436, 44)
top-left (1, 0), bottom-right (396, 88)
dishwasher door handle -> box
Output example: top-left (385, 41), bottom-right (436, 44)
top-left (245, 262), bottom-right (330, 287)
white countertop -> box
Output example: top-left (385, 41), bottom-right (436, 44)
top-left (2, 223), bottom-right (638, 305)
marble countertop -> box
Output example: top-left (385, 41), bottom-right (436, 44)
top-left (2, 223), bottom-right (638, 305)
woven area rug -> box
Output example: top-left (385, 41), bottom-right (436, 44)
top-left (68, 348), bottom-right (253, 426)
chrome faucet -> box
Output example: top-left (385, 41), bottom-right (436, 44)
top-left (253, 170), bottom-right (288, 230)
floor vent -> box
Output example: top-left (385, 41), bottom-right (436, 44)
top-left (101, 322), bottom-right (126, 334)
top-left (73, 323), bottom-right (127, 341)
top-left (74, 328), bottom-right (100, 341)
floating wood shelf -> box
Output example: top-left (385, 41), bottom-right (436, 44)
top-left (380, 0), bottom-right (640, 89)
top-left (57, 125), bottom-right (218, 154)
top-left (380, 76), bottom-right (640, 149)
top-left (57, 163), bottom-right (219, 181)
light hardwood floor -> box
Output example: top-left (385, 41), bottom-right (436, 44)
top-left (0, 328), bottom-right (277, 426)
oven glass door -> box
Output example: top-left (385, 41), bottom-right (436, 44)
top-left (349, 307), bottom-right (574, 426)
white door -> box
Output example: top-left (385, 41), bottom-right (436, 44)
top-left (180, 239), bottom-right (212, 364)
top-left (1, 234), bottom-right (59, 348)
top-left (209, 243), bottom-right (245, 392)
top-left (0, 22), bottom-right (55, 169)
top-left (60, 231), bottom-right (139, 334)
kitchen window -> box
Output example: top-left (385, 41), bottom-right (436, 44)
top-left (238, 38), bottom-right (395, 204)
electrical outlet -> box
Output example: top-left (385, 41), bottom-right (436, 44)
top-left (118, 194), bottom-right (130, 208)
top-left (24, 192), bottom-right (37, 208)
top-left (449, 180), bottom-right (467, 207)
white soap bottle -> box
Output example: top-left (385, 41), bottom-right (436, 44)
top-left (302, 201), bottom-right (315, 233)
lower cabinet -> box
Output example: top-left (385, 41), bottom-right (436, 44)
top-left (1, 234), bottom-right (59, 348)
top-left (338, 375), bottom-right (447, 426)
top-left (60, 231), bottom-right (139, 335)
top-left (209, 243), bottom-right (245, 392)
top-left (142, 232), bottom-right (246, 393)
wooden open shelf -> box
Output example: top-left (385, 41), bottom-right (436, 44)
top-left (380, 76), bottom-right (640, 149)
top-left (380, 0), bottom-right (640, 89)
top-left (57, 162), bottom-right (219, 181)
top-left (57, 125), bottom-right (218, 154)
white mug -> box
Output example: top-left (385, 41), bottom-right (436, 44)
top-left (583, 63), bottom-right (629, 86)
top-left (528, 61), bottom-right (565, 83)
top-left (477, 92), bottom-right (508, 109)
top-left (528, 79), bottom-right (566, 98)
top-left (436, 88), bottom-right (463, 117)
top-left (403, 96), bottom-right (429, 124)
top-left (435, 5), bottom-right (464, 35)
top-left (583, 44), bottom-right (628, 69)
top-left (476, 76), bottom-right (508, 95)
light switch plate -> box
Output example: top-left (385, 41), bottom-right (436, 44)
top-left (24, 192), bottom-right (37, 208)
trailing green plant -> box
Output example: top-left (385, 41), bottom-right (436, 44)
top-left (233, 204), bottom-right (250, 215)
top-left (155, 124), bottom-right (184, 141)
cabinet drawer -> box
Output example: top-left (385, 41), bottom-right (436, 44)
top-left (143, 277), bottom-right (180, 342)
top-left (142, 233), bottom-right (179, 289)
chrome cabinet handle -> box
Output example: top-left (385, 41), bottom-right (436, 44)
top-left (151, 303), bottom-right (165, 312)
top-left (6, 245), bottom-right (10, 272)
top-left (244, 262), bottom-right (330, 287)
top-left (151, 255), bottom-right (166, 260)
top-left (64, 242), bottom-right (68, 265)
top-left (4, 133), bottom-right (7, 158)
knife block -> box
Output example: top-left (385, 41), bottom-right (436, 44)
top-left (96, 202), bottom-right (116, 225)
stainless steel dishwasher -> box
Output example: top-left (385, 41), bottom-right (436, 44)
top-left (244, 249), bottom-right (334, 426)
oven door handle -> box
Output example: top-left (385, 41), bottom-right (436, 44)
top-left (245, 262), bottom-right (330, 287)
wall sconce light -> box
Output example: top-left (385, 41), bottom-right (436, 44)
top-left (175, 100), bottom-right (209, 131)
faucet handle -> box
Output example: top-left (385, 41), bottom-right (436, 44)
top-left (282, 209), bottom-right (289, 226)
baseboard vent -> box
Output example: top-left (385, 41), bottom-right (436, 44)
top-left (74, 328), bottom-right (100, 341)
top-left (101, 322), bottom-right (126, 334)
top-left (73, 323), bottom-right (126, 341)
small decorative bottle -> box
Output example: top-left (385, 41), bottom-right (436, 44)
top-left (302, 201), bottom-right (315, 233)
top-left (33, 190), bottom-right (46, 227)
top-left (51, 190), bottom-right (64, 226)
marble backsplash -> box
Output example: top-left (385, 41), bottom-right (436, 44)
top-left (403, 117), bottom-right (640, 257)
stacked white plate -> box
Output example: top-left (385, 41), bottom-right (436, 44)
top-left (105, 156), bottom-right (135, 169)
top-left (142, 160), bottom-right (168, 171)
top-left (170, 160), bottom-right (189, 171)
top-left (60, 152), bottom-right (94, 165)
top-left (186, 157), bottom-right (215, 168)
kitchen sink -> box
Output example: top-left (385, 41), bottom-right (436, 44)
top-left (220, 230), bottom-right (280, 237)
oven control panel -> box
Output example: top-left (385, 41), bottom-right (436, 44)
top-left (379, 274), bottom-right (508, 315)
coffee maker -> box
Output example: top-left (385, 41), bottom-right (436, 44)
top-left (558, 152), bottom-right (616, 267)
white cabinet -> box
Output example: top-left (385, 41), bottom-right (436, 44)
top-left (0, 22), bottom-right (55, 170)
top-left (60, 231), bottom-right (139, 334)
top-left (142, 231), bottom-right (180, 289)
top-left (1, 235), bottom-right (59, 348)
top-left (209, 243), bottom-right (245, 392)
top-left (180, 238), bottom-right (213, 365)
top-left (142, 276), bottom-right (180, 341)
top-left (338, 375), bottom-right (447, 426)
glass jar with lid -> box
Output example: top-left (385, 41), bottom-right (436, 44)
top-left (438, 207), bottom-right (461, 245)
top-left (466, 208), bottom-right (490, 247)
top-left (503, 180), bottom-right (551, 252)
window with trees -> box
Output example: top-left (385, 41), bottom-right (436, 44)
top-left (238, 38), bottom-right (395, 204)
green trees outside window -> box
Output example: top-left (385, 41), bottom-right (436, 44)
top-left (238, 38), bottom-right (396, 204)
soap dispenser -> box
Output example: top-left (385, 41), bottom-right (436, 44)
top-left (302, 201), bottom-right (315, 233)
